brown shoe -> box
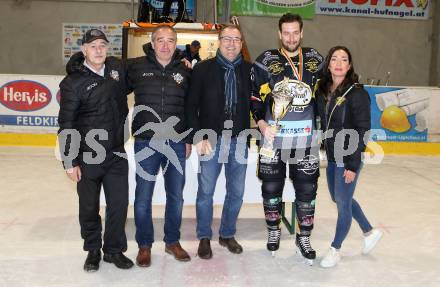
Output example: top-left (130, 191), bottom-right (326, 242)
top-left (219, 237), bottom-right (243, 254)
top-left (136, 247), bottom-right (151, 267)
top-left (165, 242), bottom-right (191, 262)
top-left (197, 238), bottom-right (213, 259)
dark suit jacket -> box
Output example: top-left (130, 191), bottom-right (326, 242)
top-left (185, 57), bottom-right (252, 143)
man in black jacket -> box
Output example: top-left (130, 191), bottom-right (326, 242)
top-left (58, 29), bottom-right (133, 272)
top-left (186, 25), bottom-right (252, 259)
top-left (127, 25), bottom-right (192, 267)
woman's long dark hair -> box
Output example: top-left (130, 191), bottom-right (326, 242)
top-left (318, 46), bottom-right (359, 99)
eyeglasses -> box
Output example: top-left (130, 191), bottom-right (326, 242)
top-left (220, 36), bottom-right (242, 44)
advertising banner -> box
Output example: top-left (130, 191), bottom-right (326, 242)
top-left (228, 0), bottom-right (316, 18)
top-left (366, 86), bottom-right (440, 142)
top-left (316, 0), bottom-right (430, 20)
top-left (2, 74), bottom-right (440, 142)
top-left (63, 23), bottom-right (123, 65)
top-left (0, 74), bottom-right (63, 133)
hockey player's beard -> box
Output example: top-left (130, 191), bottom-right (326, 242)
top-left (281, 41), bottom-right (301, 55)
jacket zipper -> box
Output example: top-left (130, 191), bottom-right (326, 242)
top-left (161, 70), bottom-right (165, 121)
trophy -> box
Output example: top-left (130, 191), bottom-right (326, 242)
top-left (259, 77), bottom-right (313, 159)
top-left (259, 77), bottom-right (294, 158)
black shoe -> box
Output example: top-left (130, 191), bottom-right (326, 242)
top-left (84, 250), bottom-right (101, 272)
top-left (219, 237), bottom-right (243, 254)
top-left (103, 252), bottom-right (134, 269)
top-left (197, 238), bottom-right (213, 259)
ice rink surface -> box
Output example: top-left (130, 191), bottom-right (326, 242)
top-left (0, 146), bottom-right (439, 287)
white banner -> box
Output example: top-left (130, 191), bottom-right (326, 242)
top-left (0, 74), bottom-right (63, 133)
top-left (315, 0), bottom-right (430, 20)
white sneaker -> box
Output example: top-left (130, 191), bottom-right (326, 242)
top-left (362, 228), bottom-right (383, 254)
top-left (320, 247), bottom-right (340, 268)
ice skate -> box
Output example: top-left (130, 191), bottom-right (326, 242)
top-left (267, 227), bottom-right (281, 257)
top-left (295, 234), bottom-right (315, 266)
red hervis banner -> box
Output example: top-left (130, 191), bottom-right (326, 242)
top-left (0, 74), bottom-right (64, 133)
top-left (315, 0), bottom-right (431, 19)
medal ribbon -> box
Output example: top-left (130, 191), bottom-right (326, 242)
top-left (280, 47), bottom-right (303, 82)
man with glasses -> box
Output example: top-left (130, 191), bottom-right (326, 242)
top-left (186, 25), bottom-right (252, 259)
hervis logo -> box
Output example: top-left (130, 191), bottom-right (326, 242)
top-left (0, 80), bottom-right (52, 112)
top-left (56, 89), bottom-right (61, 104)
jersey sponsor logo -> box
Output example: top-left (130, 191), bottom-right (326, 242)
top-left (304, 49), bottom-right (323, 62)
top-left (297, 154), bottom-right (319, 175)
top-left (261, 51), bottom-right (280, 65)
top-left (268, 61), bottom-right (284, 75)
top-left (269, 120), bottom-right (312, 137)
top-left (260, 150), bottom-right (280, 164)
top-left (0, 80), bottom-right (52, 112)
top-left (142, 72), bottom-right (154, 77)
top-left (304, 58), bottom-right (320, 73)
top-left (290, 106), bottom-right (305, 112)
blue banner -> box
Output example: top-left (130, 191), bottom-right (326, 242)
top-left (366, 86), bottom-right (428, 142)
top-left (0, 115), bottom-right (59, 127)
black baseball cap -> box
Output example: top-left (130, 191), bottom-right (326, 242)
top-left (81, 29), bottom-right (109, 45)
top-left (191, 40), bottom-right (201, 47)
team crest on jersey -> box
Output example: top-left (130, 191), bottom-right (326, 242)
top-left (304, 58), bottom-right (319, 73)
top-left (268, 61), bottom-right (284, 75)
top-left (262, 51), bottom-right (280, 65)
top-left (172, 72), bottom-right (184, 85)
top-left (110, 70), bottom-right (120, 81)
top-left (297, 154), bottom-right (319, 175)
top-left (305, 49), bottom-right (323, 62)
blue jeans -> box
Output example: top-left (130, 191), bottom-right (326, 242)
top-left (326, 162), bottom-right (373, 249)
top-left (196, 137), bottom-right (248, 239)
top-left (134, 139), bottom-right (186, 247)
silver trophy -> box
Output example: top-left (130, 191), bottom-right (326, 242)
top-left (259, 77), bottom-right (313, 158)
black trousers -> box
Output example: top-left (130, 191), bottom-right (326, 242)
top-left (77, 153), bottom-right (129, 254)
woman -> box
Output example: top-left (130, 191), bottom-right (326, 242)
top-left (315, 46), bottom-right (382, 268)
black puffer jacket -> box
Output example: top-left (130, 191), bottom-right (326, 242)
top-left (58, 52), bottom-right (129, 168)
top-left (315, 84), bottom-right (371, 172)
top-left (127, 43), bottom-right (191, 140)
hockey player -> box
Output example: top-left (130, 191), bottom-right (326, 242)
top-left (250, 13), bottom-right (323, 264)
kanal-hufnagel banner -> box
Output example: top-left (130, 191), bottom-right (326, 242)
top-left (229, 0), bottom-right (316, 18)
top-left (316, 0), bottom-right (430, 20)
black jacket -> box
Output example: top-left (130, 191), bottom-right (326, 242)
top-left (185, 57), bottom-right (252, 143)
top-left (127, 43), bottom-right (191, 140)
top-left (58, 52), bottom-right (129, 169)
top-left (315, 84), bottom-right (371, 172)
